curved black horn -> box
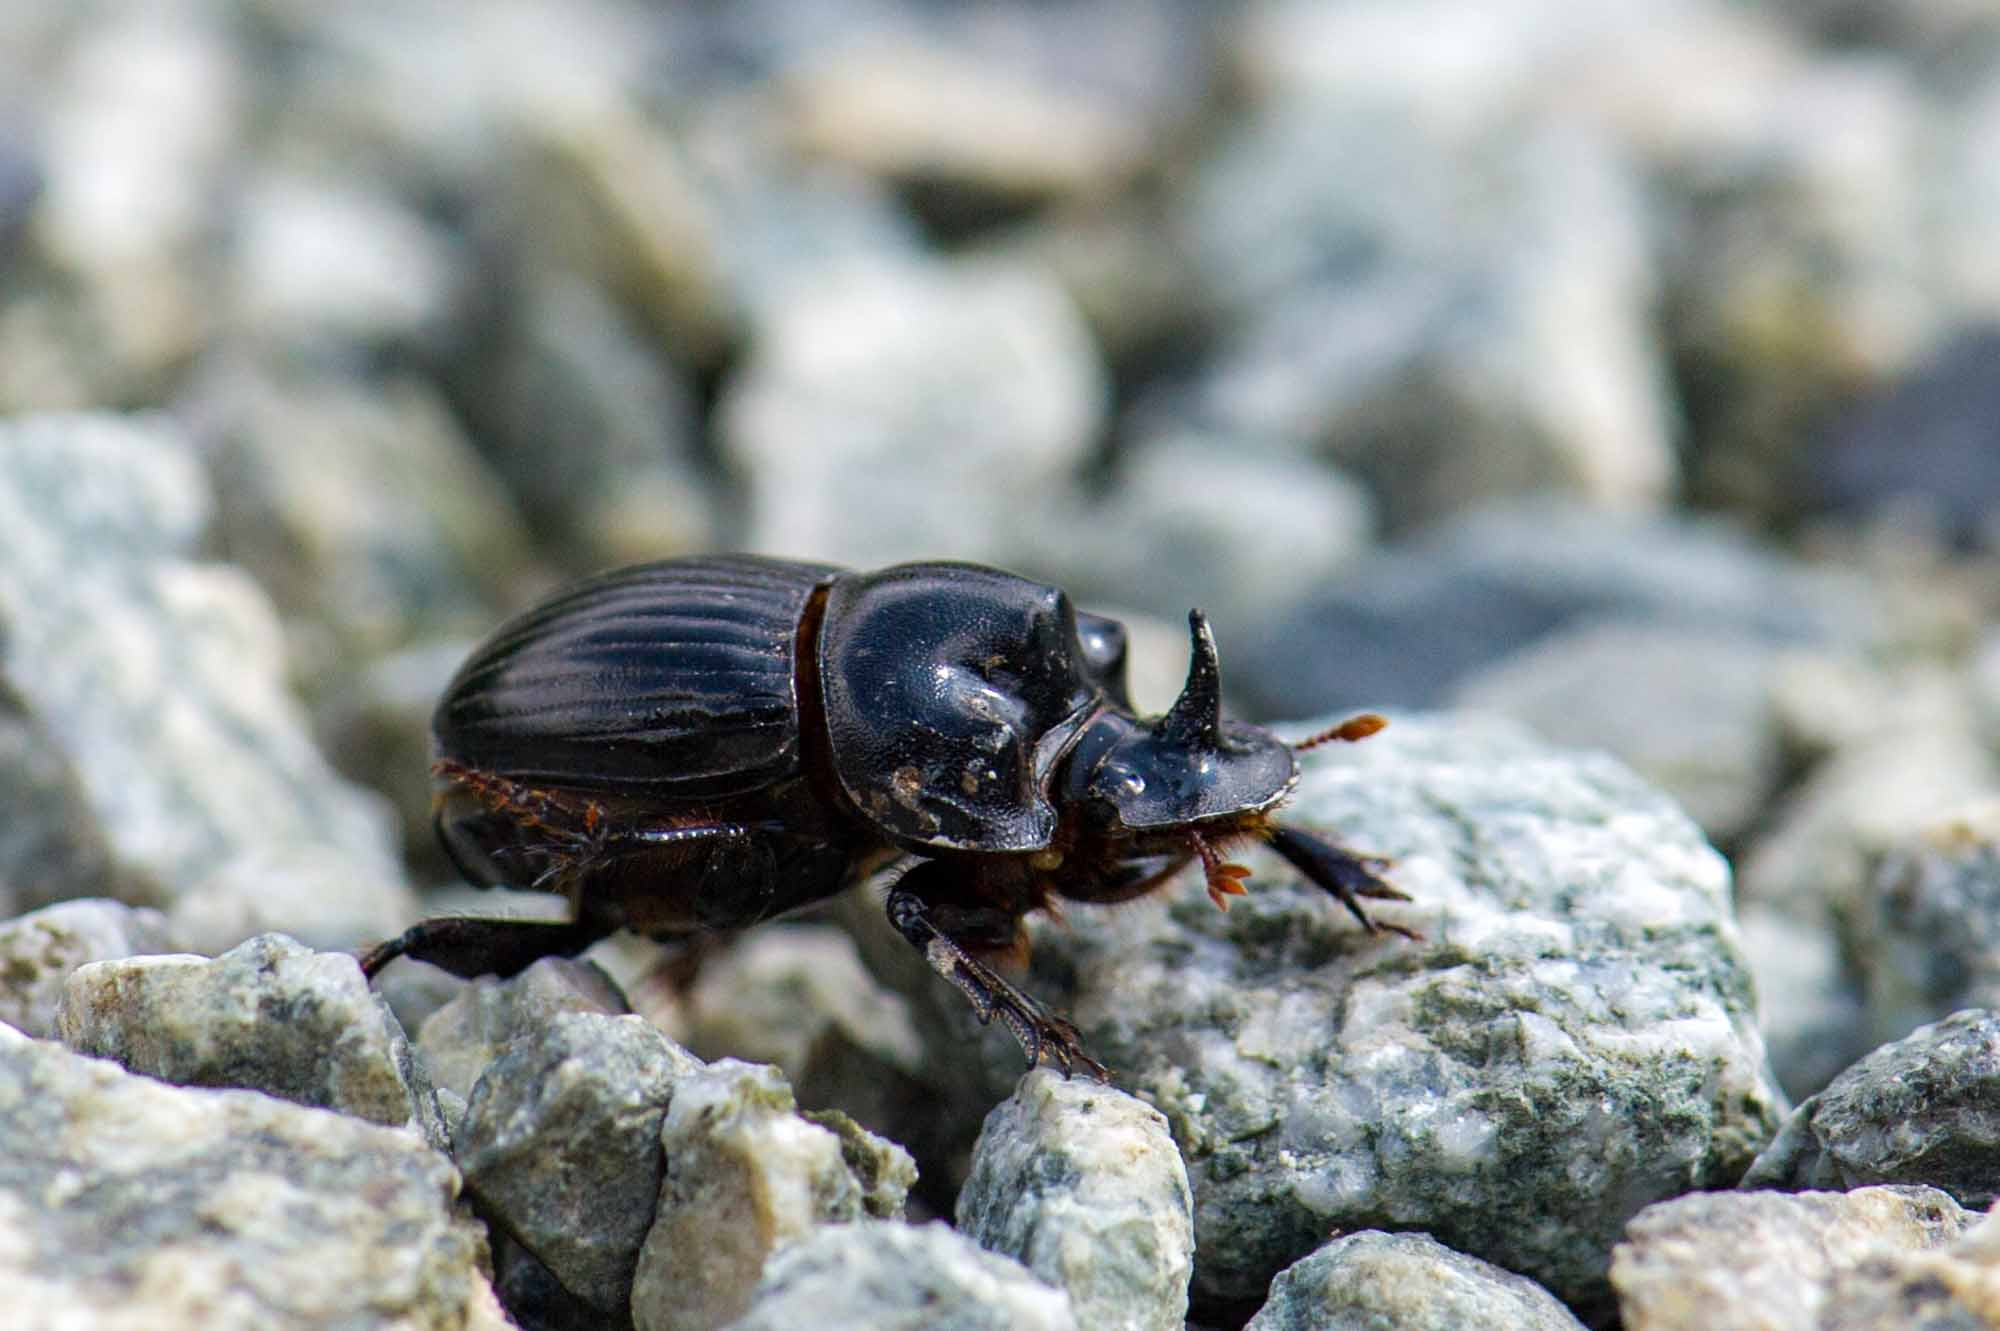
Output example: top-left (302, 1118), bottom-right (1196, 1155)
top-left (1160, 610), bottom-right (1224, 746)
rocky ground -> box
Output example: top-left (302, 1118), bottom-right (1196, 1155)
top-left (7, 1), bottom-right (2000, 1328)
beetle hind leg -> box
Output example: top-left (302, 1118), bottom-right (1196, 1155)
top-left (357, 914), bottom-right (613, 980)
top-left (1267, 824), bottom-right (1420, 940)
top-left (885, 868), bottom-right (1110, 1081)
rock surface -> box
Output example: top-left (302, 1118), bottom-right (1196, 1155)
top-left (456, 1008), bottom-right (700, 1314)
top-left (0, 1025), bottom-right (495, 1331)
top-left (0, 414), bottom-right (415, 953)
top-left (57, 932), bottom-right (443, 1144)
top-left (1745, 1009), bottom-right (2000, 1208)
top-left (956, 1070), bottom-right (1192, 1331)
top-left (1246, 1230), bottom-right (1588, 1331)
top-left (1610, 1185), bottom-right (1975, 1331)
top-left (632, 1059), bottom-right (917, 1331)
top-left (1022, 712), bottom-right (1783, 1323)
top-left (0, 898), bottom-right (172, 1039)
top-left (722, 1219), bottom-right (1078, 1331)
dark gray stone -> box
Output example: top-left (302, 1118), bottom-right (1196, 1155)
top-left (456, 1009), bottom-right (701, 1315)
top-left (1745, 1009), bottom-right (2000, 1207)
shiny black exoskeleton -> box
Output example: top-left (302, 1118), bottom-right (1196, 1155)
top-left (360, 556), bottom-right (1416, 1076)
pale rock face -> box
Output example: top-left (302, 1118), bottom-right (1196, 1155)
top-left (957, 1069), bottom-right (1194, 1331)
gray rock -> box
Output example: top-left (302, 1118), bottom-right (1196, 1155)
top-left (176, 355), bottom-right (540, 668)
top-left (1610, 1185), bottom-right (1974, 1331)
top-left (418, 955), bottom-right (632, 1102)
top-left (1745, 1010), bottom-right (2000, 1207)
top-left (1246, 1230), bottom-right (1589, 1331)
top-left (446, 267), bottom-right (714, 571)
top-left (0, 1025), bottom-right (495, 1330)
top-left (1181, 107), bottom-right (1675, 533)
top-left (632, 1059), bottom-right (916, 1331)
top-left (1027, 431), bottom-right (1375, 635)
top-left (682, 924), bottom-right (925, 1083)
top-left (1237, 499), bottom-right (1881, 718)
top-left (1665, 55), bottom-right (1937, 522)
top-left (0, 899), bottom-right (172, 1039)
top-left (0, 679), bottom-right (119, 916)
top-left (456, 1009), bottom-right (701, 1314)
top-left (1847, 800), bottom-right (2000, 1047)
top-left (716, 255), bottom-right (1108, 570)
top-left (1736, 729), bottom-right (2000, 930)
top-left (224, 171), bottom-right (463, 351)
top-left (956, 1070), bottom-right (1192, 1331)
top-left (721, 1219), bottom-right (1078, 1331)
top-left (1736, 904), bottom-right (1869, 1103)
top-left (1453, 619), bottom-right (1785, 844)
top-left (0, 413), bottom-right (416, 953)
top-left (56, 933), bottom-right (444, 1144)
top-left (1022, 713), bottom-right (1782, 1323)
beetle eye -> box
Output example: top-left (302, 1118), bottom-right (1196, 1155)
top-left (1120, 773), bottom-right (1146, 797)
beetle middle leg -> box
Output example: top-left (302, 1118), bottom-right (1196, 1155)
top-left (1267, 824), bottom-right (1420, 939)
top-left (885, 860), bottom-right (1110, 1080)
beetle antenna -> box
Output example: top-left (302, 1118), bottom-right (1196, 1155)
top-left (1160, 610), bottom-right (1225, 747)
top-left (1293, 713), bottom-right (1388, 752)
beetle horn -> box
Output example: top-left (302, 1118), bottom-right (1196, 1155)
top-left (1160, 610), bottom-right (1224, 747)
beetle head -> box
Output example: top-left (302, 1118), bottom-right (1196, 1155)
top-left (1063, 610), bottom-right (1295, 832)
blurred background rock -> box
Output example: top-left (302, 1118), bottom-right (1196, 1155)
top-left (6, 0), bottom-right (2000, 1106)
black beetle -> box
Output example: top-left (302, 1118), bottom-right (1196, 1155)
top-left (361, 555), bottom-right (1415, 1076)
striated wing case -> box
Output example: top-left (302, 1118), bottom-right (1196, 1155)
top-left (433, 555), bottom-right (839, 799)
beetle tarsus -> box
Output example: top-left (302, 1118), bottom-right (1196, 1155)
top-left (1267, 824), bottom-right (1420, 940)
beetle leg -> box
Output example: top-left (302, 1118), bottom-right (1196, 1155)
top-left (357, 914), bottom-right (613, 980)
top-left (1267, 824), bottom-right (1421, 940)
top-left (884, 869), bottom-right (1110, 1081)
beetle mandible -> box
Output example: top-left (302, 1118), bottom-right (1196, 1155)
top-left (360, 555), bottom-right (1416, 1077)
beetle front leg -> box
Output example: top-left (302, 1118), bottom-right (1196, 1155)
top-left (1267, 824), bottom-right (1421, 940)
top-left (885, 864), bottom-right (1110, 1081)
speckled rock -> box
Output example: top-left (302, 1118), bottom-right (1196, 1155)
top-left (1236, 499), bottom-right (1879, 718)
top-left (716, 255), bottom-right (1107, 570)
top-left (1015, 712), bottom-right (1782, 1323)
top-left (0, 899), bottom-right (172, 1039)
top-left (0, 413), bottom-right (415, 954)
top-left (1847, 800), bottom-right (2000, 1047)
top-left (1453, 619), bottom-right (1785, 844)
top-left (721, 1219), bottom-right (1078, 1331)
top-left (456, 1009), bottom-right (701, 1315)
top-left (956, 1070), bottom-right (1192, 1331)
top-left (417, 955), bottom-right (632, 1102)
top-left (632, 1058), bottom-right (916, 1331)
top-left (56, 933), bottom-right (444, 1145)
top-left (0, 1024), bottom-right (496, 1330)
top-left (1815, 1203), bottom-right (2000, 1331)
top-left (1745, 1010), bottom-right (2000, 1207)
top-left (1246, 1230), bottom-right (1588, 1331)
top-left (1610, 1185), bottom-right (1975, 1331)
